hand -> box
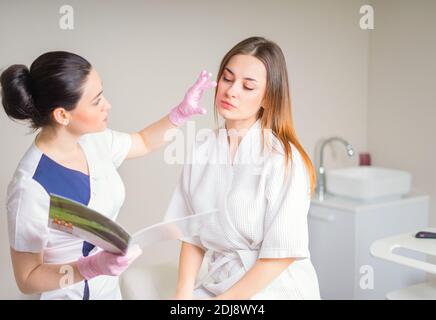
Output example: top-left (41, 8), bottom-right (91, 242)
top-left (174, 282), bottom-right (198, 300)
top-left (168, 70), bottom-right (217, 126)
top-left (76, 245), bottom-right (142, 280)
top-left (174, 292), bottom-right (193, 300)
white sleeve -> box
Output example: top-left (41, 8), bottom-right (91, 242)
top-left (7, 175), bottom-right (50, 253)
top-left (100, 129), bottom-right (132, 168)
top-left (164, 167), bottom-right (205, 250)
top-left (259, 148), bottom-right (312, 259)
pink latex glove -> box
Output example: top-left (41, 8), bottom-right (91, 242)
top-left (76, 245), bottom-right (143, 280)
top-left (168, 70), bottom-right (217, 126)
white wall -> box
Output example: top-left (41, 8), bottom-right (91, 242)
top-left (0, 0), bottom-right (370, 299)
top-left (367, 0), bottom-right (436, 227)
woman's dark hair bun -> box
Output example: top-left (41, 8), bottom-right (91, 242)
top-left (0, 64), bottom-right (36, 122)
top-left (1, 51), bottom-right (92, 129)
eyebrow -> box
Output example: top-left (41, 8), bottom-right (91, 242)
top-left (224, 67), bottom-right (257, 82)
top-left (92, 90), bottom-right (103, 101)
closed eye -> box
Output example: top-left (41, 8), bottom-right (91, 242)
top-left (223, 75), bottom-right (254, 90)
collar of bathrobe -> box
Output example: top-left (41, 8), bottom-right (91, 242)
top-left (218, 119), bottom-right (267, 167)
top-left (220, 119), bottom-right (262, 150)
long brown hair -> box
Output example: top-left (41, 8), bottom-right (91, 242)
top-left (214, 37), bottom-right (316, 194)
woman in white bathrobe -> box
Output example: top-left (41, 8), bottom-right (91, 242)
top-left (165, 37), bottom-right (321, 300)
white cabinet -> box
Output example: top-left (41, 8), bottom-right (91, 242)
top-left (308, 194), bottom-right (429, 299)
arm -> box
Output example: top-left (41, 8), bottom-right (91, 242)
top-left (10, 248), bottom-right (84, 294)
top-left (126, 70), bottom-right (216, 160)
top-left (127, 115), bottom-right (176, 159)
top-left (215, 258), bottom-right (295, 300)
top-left (175, 242), bottom-right (206, 299)
top-left (10, 245), bottom-right (142, 295)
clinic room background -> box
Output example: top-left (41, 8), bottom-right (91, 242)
top-left (1, 0), bottom-right (435, 299)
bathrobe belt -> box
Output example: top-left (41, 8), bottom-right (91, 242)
top-left (199, 249), bottom-right (259, 295)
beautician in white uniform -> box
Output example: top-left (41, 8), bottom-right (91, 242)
top-left (165, 37), bottom-right (321, 299)
top-left (1, 51), bottom-right (216, 299)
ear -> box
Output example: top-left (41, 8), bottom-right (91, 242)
top-left (52, 107), bottom-right (71, 126)
top-left (260, 96), bottom-right (267, 110)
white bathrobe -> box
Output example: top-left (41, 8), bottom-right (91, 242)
top-left (164, 119), bottom-right (320, 300)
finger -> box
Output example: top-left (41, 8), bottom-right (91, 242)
top-left (197, 71), bottom-right (216, 89)
top-left (191, 70), bottom-right (208, 90)
top-left (193, 70), bottom-right (216, 92)
top-left (191, 79), bottom-right (216, 101)
top-left (115, 255), bottom-right (130, 265)
top-left (202, 80), bottom-right (217, 90)
top-left (126, 245), bottom-right (143, 262)
top-left (194, 106), bottom-right (207, 115)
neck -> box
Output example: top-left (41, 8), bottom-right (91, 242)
top-left (35, 126), bottom-right (82, 159)
top-left (225, 117), bottom-right (257, 132)
top-left (224, 117), bottom-right (258, 146)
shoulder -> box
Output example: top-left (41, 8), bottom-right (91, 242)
top-left (80, 129), bottom-right (113, 149)
top-left (8, 159), bottom-right (50, 204)
top-left (80, 128), bottom-right (131, 155)
top-left (7, 142), bottom-right (52, 211)
top-left (7, 170), bottom-right (50, 223)
top-left (267, 135), bottom-right (306, 171)
top-left (265, 138), bottom-right (310, 191)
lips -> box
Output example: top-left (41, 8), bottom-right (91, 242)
top-left (220, 100), bottom-right (236, 110)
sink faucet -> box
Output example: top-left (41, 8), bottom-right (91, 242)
top-left (317, 137), bottom-right (355, 201)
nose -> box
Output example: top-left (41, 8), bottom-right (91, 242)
top-left (102, 96), bottom-right (112, 110)
top-left (225, 82), bottom-right (239, 99)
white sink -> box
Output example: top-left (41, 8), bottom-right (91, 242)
top-left (325, 166), bottom-right (412, 201)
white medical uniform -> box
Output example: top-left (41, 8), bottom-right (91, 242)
top-left (165, 120), bottom-right (321, 299)
top-left (6, 129), bottom-right (131, 300)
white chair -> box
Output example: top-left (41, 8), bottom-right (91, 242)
top-left (370, 228), bottom-right (436, 299)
